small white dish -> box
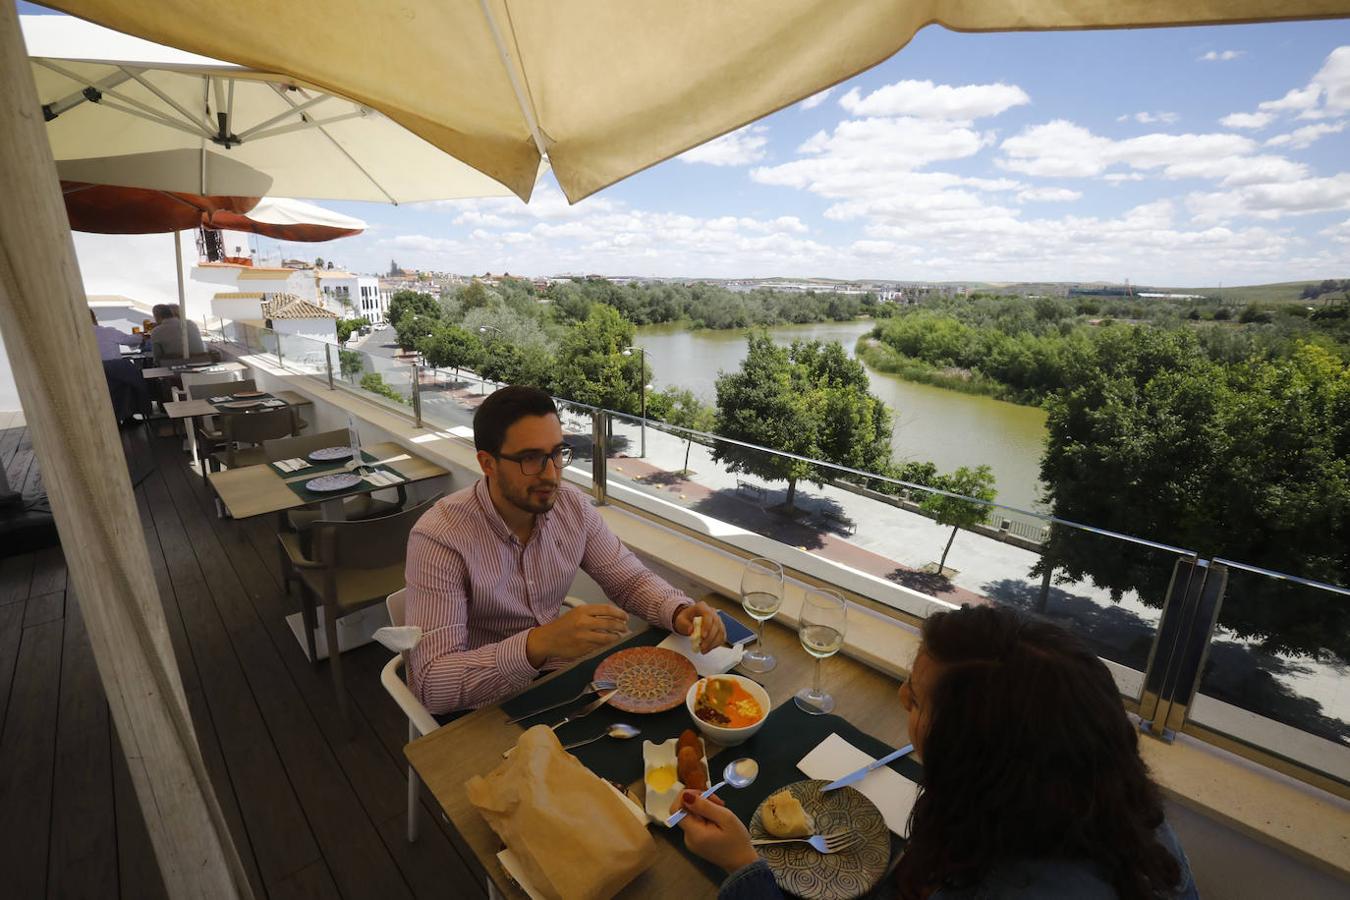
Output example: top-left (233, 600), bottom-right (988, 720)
top-left (642, 735), bottom-right (708, 826)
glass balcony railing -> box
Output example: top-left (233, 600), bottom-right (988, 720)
top-left (210, 320), bottom-right (1349, 794)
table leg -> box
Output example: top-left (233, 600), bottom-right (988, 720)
top-left (319, 496), bottom-right (345, 520)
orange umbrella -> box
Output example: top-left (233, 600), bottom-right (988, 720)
top-left (61, 181), bottom-right (259, 234)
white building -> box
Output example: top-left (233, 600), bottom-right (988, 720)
top-left (262, 294), bottom-right (339, 347)
top-left (315, 271), bottom-right (386, 322)
top-left (194, 262), bottom-right (320, 303)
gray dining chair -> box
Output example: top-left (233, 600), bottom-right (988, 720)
top-left (212, 406), bottom-right (300, 470)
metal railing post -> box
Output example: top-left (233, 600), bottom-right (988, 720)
top-left (591, 410), bottom-right (608, 505)
top-left (274, 331), bottom-right (284, 367)
top-left (411, 363), bottom-right (423, 427)
top-left (1138, 557), bottom-right (1227, 741)
top-left (324, 343), bottom-right (335, 389)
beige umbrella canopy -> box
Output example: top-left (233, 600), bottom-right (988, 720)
top-left (39, 0), bottom-right (1350, 204)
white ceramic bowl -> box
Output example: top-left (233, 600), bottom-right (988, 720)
top-left (684, 674), bottom-right (771, 747)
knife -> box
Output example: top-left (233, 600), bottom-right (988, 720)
top-left (549, 690), bottom-right (619, 731)
top-left (821, 743), bottom-right (914, 792)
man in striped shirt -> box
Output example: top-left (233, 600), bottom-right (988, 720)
top-left (406, 385), bottom-right (726, 714)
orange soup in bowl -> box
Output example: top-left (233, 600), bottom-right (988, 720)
top-left (693, 677), bottom-right (764, 728)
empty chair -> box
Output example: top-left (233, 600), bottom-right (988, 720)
top-left (265, 429), bottom-right (407, 592)
top-left (212, 406), bottom-right (300, 470)
top-left (377, 588), bottom-right (438, 842)
top-left (186, 378), bottom-right (259, 477)
top-left (279, 494), bottom-right (442, 732)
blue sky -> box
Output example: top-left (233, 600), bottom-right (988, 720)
top-left (23, 3), bottom-right (1350, 286)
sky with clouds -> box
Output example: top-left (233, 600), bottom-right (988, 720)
top-left (27, 4), bottom-right (1350, 288)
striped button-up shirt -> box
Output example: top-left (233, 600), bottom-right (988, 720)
top-left (405, 479), bottom-right (692, 713)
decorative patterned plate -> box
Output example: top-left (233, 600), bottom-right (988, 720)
top-left (593, 647), bottom-right (698, 714)
top-left (232, 390), bottom-right (266, 398)
top-left (307, 446), bottom-right (356, 462)
top-left (304, 473), bottom-right (362, 493)
top-left (749, 780), bottom-right (890, 900)
top-left (219, 400), bottom-right (263, 409)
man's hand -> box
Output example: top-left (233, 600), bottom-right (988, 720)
top-left (675, 791), bottom-right (759, 874)
top-left (526, 604), bottom-right (629, 667)
top-left (673, 600), bottom-right (726, 654)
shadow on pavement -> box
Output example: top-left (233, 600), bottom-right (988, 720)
top-left (689, 489), bottom-right (829, 551)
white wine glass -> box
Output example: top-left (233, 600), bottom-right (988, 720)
top-left (795, 588), bottom-right (847, 714)
top-left (739, 557), bottom-right (784, 674)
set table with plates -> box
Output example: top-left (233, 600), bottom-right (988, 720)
top-left (141, 360), bottom-right (248, 380)
top-left (207, 439), bottom-right (449, 521)
top-left (406, 591), bottom-right (921, 900)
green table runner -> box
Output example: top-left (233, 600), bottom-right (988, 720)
top-left (660, 703), bottom-right (920, 893)
top-left (499, 629), bottom-right (701, 784)
top-left (283, 464), bottom-right (405, 505)
top-left (270, 447), bottom-right (379, 477)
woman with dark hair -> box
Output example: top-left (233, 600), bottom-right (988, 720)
top-left (675, 604), bottom-right (1198, 899)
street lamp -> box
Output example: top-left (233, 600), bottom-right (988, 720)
top-left (477, 324), bottom-right (503, 394)
top-left (621, 346), bottom-right (647, 458)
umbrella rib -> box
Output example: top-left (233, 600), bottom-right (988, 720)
top-left (120, 67), bottom-right (215, 134)
top-left (477, 0), bottom-right (550, 159)
top-left (36, 60), bottom-right (209, 137)
top-left (270, 87), bottom-right (396, 204)
top-left (246, 110), bottom-right (366, 142)
top-left (237, 89), bottom-right (331, 140)
top-left (91, 97), bottom-right (215, 141)
top-left (34, 63), bottom-right (133, 117)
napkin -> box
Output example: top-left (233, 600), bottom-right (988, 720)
top-left (262, 398), bottom-right (286, 407)
top-left (209, 395), bottom-right (231, 403)
top-left (363, 470), bottom-right (404, 487)
top-left (655, 632), bottom-right (744, 677)
top-left (797, 734), bottom-right (919, 836)
top-left (274, 458), bottom-right (309, 473)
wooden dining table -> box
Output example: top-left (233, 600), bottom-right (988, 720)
top-left (207, 440), bottom-right (450, 520)
top-left (405, 591), bottom-right (913, 900)
top-left (161, 389), bottom-right (312, 421)
top-left (141, 360), bottom-right (248, 380)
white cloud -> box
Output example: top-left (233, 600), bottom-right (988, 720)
top-left (998, 120), bottom-right (1272, 181)
top-left (1017, 187), bottom-right (1083, 202)
top-left (799, 88), bottom-right (833, 110)
top-left (1321, 217), bottom-right (1350, 243)
top-left (1220, 111), bottom-right (1274, 129)
top-left (678, 124), bottom-right (770, 166)
top-left (1265, 121), bottom-right (1348, 149)
top-left (1188, 173), bottom-right (1350, 223)
top-left (1311, 46), bottom-right (1350, 114)
top-left (1117, 111), bottom-right (1179, 125)
top-left (838, 80), bottom-right (1030, 120)
top-left (1259, 85), bottom-right (1322, 115)
top-left (1200, 50), bottom-right (1244, 62)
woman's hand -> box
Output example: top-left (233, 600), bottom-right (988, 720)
top-left (674, 790), bottom-right (760, 873)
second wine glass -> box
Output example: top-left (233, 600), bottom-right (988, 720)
top-left (739, 557), bottom-right (784, 674)
top-left (795, 588), bottom-right (847, 714)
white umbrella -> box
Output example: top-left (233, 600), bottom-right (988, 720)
top-left (35, 0), bottom-right (1350, 203)
top-left (25, 14), bottom-right (532, 203)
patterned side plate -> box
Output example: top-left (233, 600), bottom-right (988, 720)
top-left (749, 780), bottom-right (890, 900)
top-left (304, 473), bottom-right (362, 493)
top-left (232, 390), bottom-right (266, 398)
top-left (219, 399), bottom-right (263, 409)
top-left (307, 446), bottom-right (356, 462)
top-left (594, 646), bottom-right (698, 714)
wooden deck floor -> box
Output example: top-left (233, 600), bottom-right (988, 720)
top-left (0, 432), bottom-right (485, 900)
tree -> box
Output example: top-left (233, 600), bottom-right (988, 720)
top-left (920, 465), bottom-right (997, 573)
top-left (1039, 329), bottom-right (1350, 661)
top-left (458, 281), bottom-right (492, 312)
top-left (314, 256), bottom-right (325, 270)
top-left (477, 334), bottom-right (556, 389)
top-left (338, 349), bottom-right (365, 382)
top-left (336, 316), bottom-right (369, 344)
top-left (388, 290), bottom-right (440, 327)
top-left (647, 387), bottom-right (715, 473)
top-left (417, 324), bottom-right (483, 374)
top-left (394, 312), bottom-right (441, 352)
top-left (551, 304), bottom-right (644, 412)
top-left (713, 333), bottom-right (893, 509)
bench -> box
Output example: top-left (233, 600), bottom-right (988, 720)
top-left (735, 479), bottom-right (768, 500)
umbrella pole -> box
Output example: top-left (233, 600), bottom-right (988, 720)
top-left (0, 7), bottom-right (252, 899)
top-left (175, 230), bottom-right (190, 359)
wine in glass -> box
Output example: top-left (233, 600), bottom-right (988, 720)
top-left (739, 557), bottom-right (784, 674)
top-left (795, 588), bottom-right (847, 714)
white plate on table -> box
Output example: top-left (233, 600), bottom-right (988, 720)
top-left (307, 446), bottom-right (355, 462)
top-left (219, 400), bottom-right (263, 409)
top-left (304, 473), bottom-right (362, 492)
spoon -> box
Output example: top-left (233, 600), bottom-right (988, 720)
top-left (561, 723), bottom-right (640, 751)
top-left (666, 757), bottom-right (759, 827)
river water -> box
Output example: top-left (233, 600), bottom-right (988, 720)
top-left (633, 319), bottom-right (1049, 512)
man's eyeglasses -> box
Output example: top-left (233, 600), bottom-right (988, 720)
top-left (496, 445), bottom-right (574, 475)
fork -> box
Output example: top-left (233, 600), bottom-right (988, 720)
top-left (504, 679), bottom-right (617, 724)
top-left (751, 832), bottom-right (861, 854)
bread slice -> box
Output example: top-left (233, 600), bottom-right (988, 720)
top-left (762, 790), bottom-right (813, 838)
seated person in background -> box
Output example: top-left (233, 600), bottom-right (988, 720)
top-left (676, 604), bottom-right (1198, 900)
top-left (90, 309), bottom-right (149, 425)
top-left (405, 385), bottom-right (726, 714)
top-left (148, 302), bottom-right (205, 363)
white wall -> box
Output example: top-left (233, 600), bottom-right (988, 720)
top-left (273, 317), bottom-right (337, 344)
top-left (0, 326), bottom-right (20, 413)
top-left (211, 297), bottom-right (265, 321)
